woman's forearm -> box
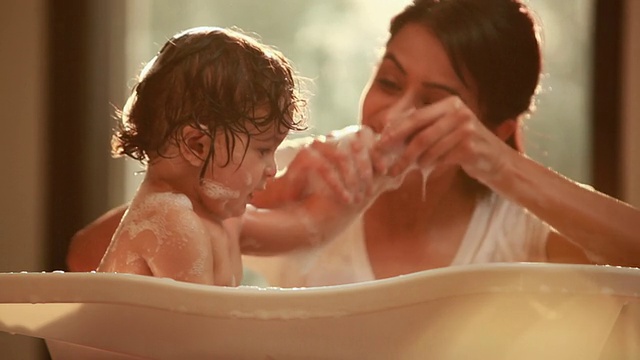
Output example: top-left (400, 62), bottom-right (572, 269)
top-left (490, 153), bottom-right (640, 266)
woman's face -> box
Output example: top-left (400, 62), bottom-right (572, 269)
top-left (360, 23), bottom-right (481, 133)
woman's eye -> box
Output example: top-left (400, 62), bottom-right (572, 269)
top-left (419, 95), bottom-right (449, 108)
top-left (419, 98), bottom-right (435, 107)
top-left (377, 78), bottom-right (401, 92)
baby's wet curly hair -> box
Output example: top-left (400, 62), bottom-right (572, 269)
top-left (112, 26), bottom-right (307, 174)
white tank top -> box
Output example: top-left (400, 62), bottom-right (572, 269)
top-left (243, 191), bottom-right (550, 288)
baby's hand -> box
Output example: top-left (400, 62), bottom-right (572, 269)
top-left (320, 125), bottom-right (379, 203)
top-left (291, 126), bottom-right (376, 204)
top-left (306, 125), bottom-right (424, 205)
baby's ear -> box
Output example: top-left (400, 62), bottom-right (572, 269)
top-left (179, 126), bottom-right (211, 167)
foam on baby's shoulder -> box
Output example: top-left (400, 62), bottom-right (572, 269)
top-left (118, 192), bottom-right (201, 248)
top-left (139, 192), bottom-right (194, 210)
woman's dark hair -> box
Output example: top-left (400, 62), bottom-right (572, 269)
top-left (390, 0), bottom-right (542, 151)
top-left (113, 26), bottom-right (307, 176)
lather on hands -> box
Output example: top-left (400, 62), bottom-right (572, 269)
top-left (375, 96), bottom-right (518, 187)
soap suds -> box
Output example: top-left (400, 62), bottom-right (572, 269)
top-left (201, 179), bottom-right (240, 200)
top-left (309, 125), bottom-right (433, 206)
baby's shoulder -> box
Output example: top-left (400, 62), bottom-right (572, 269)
top-left (120, 192), bottom-right (207, 242)
top-left (139, 192), bottom-right (193, 210)
top-left (126, 192), bottom-right (201, 225)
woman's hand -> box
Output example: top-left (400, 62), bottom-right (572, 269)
top-left (375, 96), bottom-right (517, 186)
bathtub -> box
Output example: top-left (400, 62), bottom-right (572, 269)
top-left (1, 263), bottom-right (639, 359)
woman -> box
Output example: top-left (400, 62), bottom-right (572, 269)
top-left (241, 0), bottom-right (640, 286)
top-left (68, 0), bottom-right (640, 287)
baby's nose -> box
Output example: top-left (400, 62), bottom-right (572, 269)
top-left (264, 162), bottom-right (277, 178)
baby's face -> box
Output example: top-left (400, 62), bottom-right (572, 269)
top-left (197, 119), bottom-right (288, 219)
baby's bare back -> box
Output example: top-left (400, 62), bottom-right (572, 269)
top-left (98, 192), bottom-right (241, 286)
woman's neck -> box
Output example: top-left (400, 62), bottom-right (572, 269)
top-left (363, 167), bottom-right (481, 278)
top-left (367, 167), bottom-right (476, 229)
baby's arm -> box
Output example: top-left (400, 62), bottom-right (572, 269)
top-left (240, 196), bottom-right (362, 255)
top-left (241, 127), bottom-right (384, 255)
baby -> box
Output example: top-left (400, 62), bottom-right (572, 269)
top-left (97, 27), bottom-right (307, 286)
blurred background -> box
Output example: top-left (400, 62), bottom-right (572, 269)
top-left (1, 0), bottom-right (638, 358)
